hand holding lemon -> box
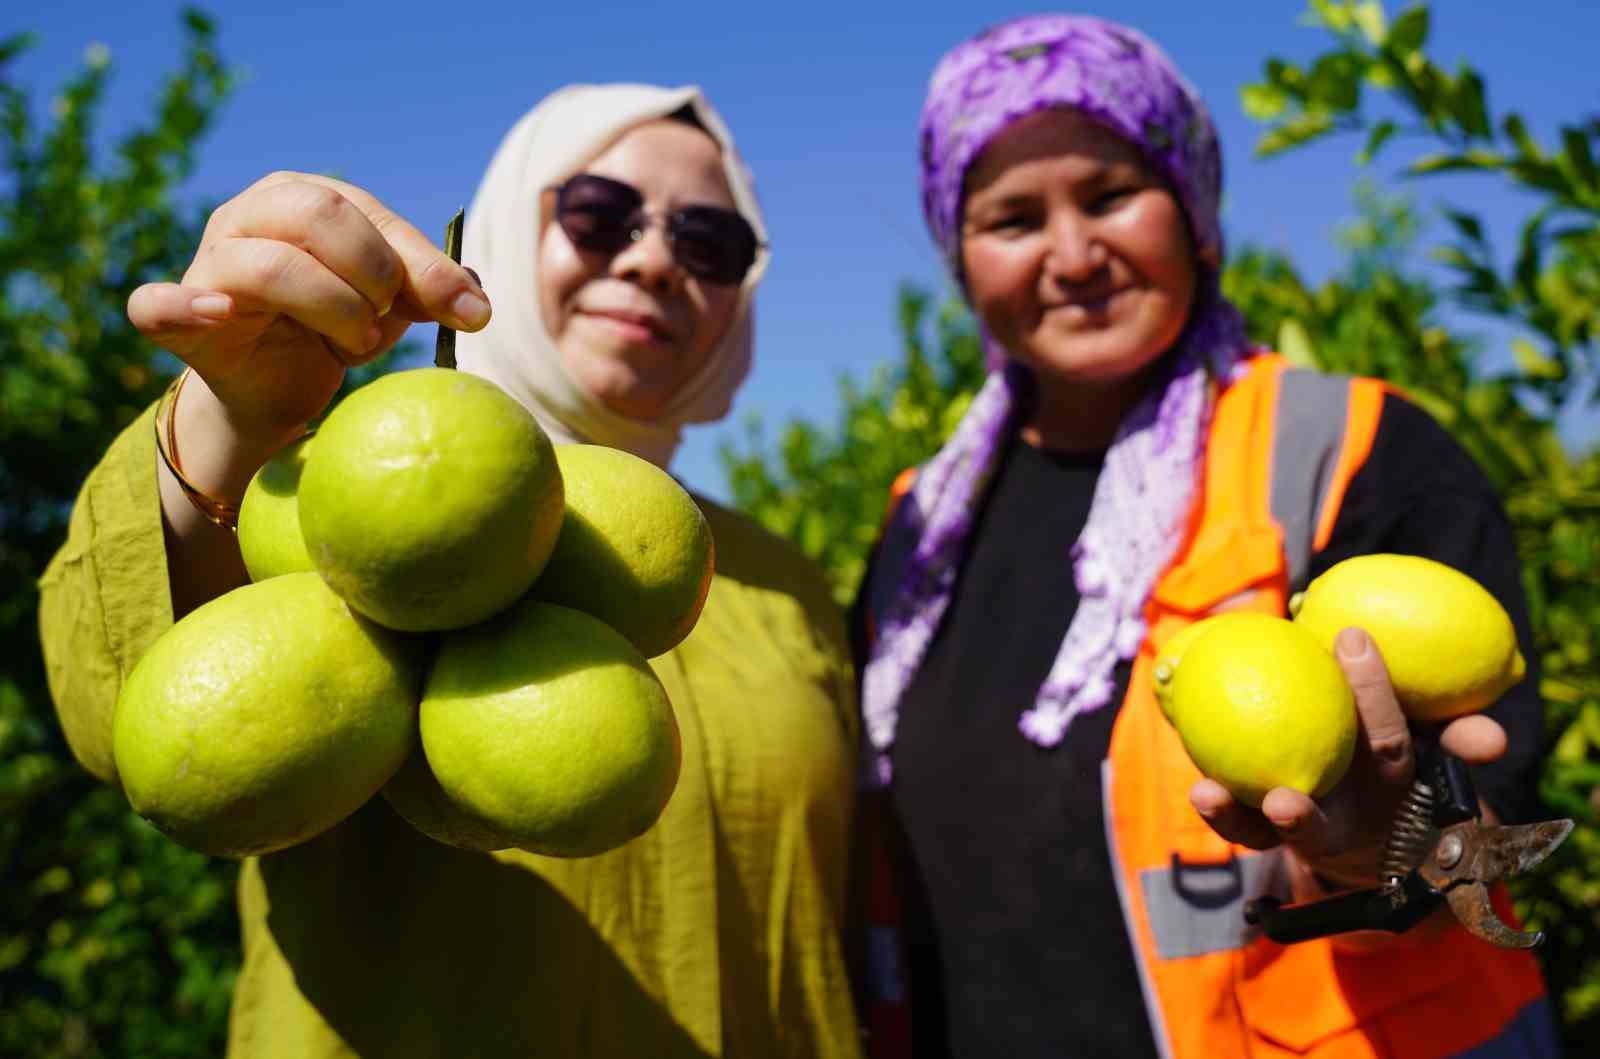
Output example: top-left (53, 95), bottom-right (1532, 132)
top-left (1165, 555), bottom-right (1525, 889)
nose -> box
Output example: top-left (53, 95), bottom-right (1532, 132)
top-left (1043, 210), bottom-right (1106, 281)
top-left (610, 219), bottom-right (681, 293)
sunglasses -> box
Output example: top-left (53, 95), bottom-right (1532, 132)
top-left (549, 173), bottom-right (763, 286)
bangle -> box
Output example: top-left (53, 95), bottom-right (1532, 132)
top-left (154, 368), bottom-right (241, 532)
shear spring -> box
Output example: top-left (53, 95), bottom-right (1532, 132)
top-left (1381, 779), bottom-right (1436, 887)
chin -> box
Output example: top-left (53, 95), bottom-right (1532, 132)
top-left (1019, 339), bottom-right (1168, 386)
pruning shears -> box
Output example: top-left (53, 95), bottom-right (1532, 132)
top-left (1244, 740), bottom-right (1574, 948)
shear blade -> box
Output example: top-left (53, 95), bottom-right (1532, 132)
top-left (1445, 882), bottom-right (1543, 948)
top-left (1505, 819), bottom-right (1575, 873)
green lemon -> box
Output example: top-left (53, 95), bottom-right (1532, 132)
top-left (1167, 612), bottom-right (1356, 808)
top-left (531, 445), bottom-right (713, 658)
top-left (381, 747), bottom-right (519, 852)
top-left (1291, 553), bottom-right (1526, 722)
top-left (112, 572), bottom-right (425, 858)
top-left (298, 368), bottom-right (565, 632)
top-left (238, 434), bottom-right (316, 581)
top-left (394, 599), bottom-right (681, 857)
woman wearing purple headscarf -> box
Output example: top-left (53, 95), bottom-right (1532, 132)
top-left (851, 15), bottom-right (1555, 1059)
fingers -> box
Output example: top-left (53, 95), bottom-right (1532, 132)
top-left (1259, 787), bottom-right (1341, 861)
top-left (246, 172), bottom-right (490, 331)
top-left (1189, 780), bottom-right (1281, 850)
top-left (202, 179), bottom-right (408, 317)
top-left (190, 237), bottom-right (386, 361)
top-left (128, 283), bottom-right (236, 353)
top-left (1336, 627), bottom-right (1413, 788)
top-left (1440, 714), bottom-right (1507, 765)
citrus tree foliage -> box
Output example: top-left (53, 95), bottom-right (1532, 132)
top-left (722, 1), bottom-right (1598, 1046)
top-left (1240, 0), bottom-right (1600, 1039)
top-left (0, 14), bottom-right (243, 1056)
top-left (721, 286), bottom-right (987, 605)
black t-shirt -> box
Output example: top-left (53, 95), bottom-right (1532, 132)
top-left (849, 392), bottom-right (1544, 1058)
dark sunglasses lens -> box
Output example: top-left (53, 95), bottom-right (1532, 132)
top-left (671, 208), bottom-right (758, 285)
top-left (556, 176), bottom-right (641, 252)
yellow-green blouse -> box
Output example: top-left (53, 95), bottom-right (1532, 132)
top-left (39, 404), bottom-right (863, 1059)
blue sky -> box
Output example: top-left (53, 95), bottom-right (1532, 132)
top-left (9, 1), bottom-right (1597, 501)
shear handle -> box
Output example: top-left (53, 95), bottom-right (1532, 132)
top-left (1244, 872), bottom-right (1441, 945)
top-left (1412, 737), bottom-right (1478, 828)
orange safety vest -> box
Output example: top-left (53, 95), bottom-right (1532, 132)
top-left (859, 355), bottom-right (1555, 1058)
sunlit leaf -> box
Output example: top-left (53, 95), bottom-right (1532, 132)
top-left (1357, 119), bottom-right (1396, 165)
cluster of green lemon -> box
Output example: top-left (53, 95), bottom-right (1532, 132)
top-left (114, 369), bottom-right (712, 860)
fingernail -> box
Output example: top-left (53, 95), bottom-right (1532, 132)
top-left (464, 266), bottom-right (483, 290)
top-left (1335, 627), bottom-right (1369, 660)
top-left (361, 322), bottom-right (383, 351)
top-left (191, 293), bottom-right (231, 321)
top-left (450, 290), bottom-right (490, 329)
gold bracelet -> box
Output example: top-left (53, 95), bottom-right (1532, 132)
top-left (154, 368), bottom-right (242, 532)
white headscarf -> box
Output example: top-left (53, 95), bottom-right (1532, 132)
top-left (455, 83), bottom-right (769, 468)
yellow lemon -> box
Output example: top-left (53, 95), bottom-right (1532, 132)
top-left (531, 445), bottom-right (713, 658)
top-left (388, 599), bottom-right (680, 857)
top-left (1151, 615), bottom-right (1228, 722)
top-left (238, 434), bottom-right (316, 581)
top-left (112, 572), bottom-right (425, 858)
top-left (1291, 554), bottom-right (1525, 722)
top-left (1167, 612), bottom-right (1356, 808)
top-left (298, 368), bottom-right (565, 632)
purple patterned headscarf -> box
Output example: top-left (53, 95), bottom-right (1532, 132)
top-left (861, 14), bottom-right (1255, 786)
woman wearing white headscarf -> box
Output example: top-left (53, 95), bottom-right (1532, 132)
top-left (40, 83), bottom-right (862, 1058)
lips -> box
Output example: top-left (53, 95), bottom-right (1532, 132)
top-left (579, 308), bottom-right (676, 343)
top-left (1049, 286), bottom-right (1127, 317)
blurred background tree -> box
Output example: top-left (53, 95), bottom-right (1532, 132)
top-left (724, 1), bottom-right (1599, 1049)
top-left (0, 11), bottom-right (243, 1057)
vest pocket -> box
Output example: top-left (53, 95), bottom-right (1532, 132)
top-left (1234, 927), bottom-right (1473, 1053)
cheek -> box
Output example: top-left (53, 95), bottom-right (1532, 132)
top-left (691, 284), bottom-right (741, 353)
top-left (537, 225), bottom-right (587, 335)
top-left (1125, 201), bottom-right (1199, 312)
top-left (960, 241), bottom-right (1037, 337)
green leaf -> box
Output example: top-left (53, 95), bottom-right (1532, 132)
top-left (1241, 83), bottom-right (1289, 121)
top-left (0, 31), bottom-right (38, 66)
top-left (1513, 337), bottom-right (1566, 380)
top-left (1352, 1), bottom-right (1388, 44)
top-left (1304, 0), bottom-right (1352, 32)
top-left (1502, 113), bottom-right (1542, 159)
top-left (1406, 149), bottom-right (1504, 175)
top-left (1559, 126), bottom-right (1598, 192)
top-left (1307, 52), bottom-right (1364, 111)
top-left (1386, 5), bottom-right (1430, 55)
top-left (1441, 208), bottom-right (1488, 245)
top-left (182, 7), bottom-right (216, 34)
top-left (1256, 110), bottom-right (1337, 157)
top-left (1277, 317), bottom-right (1318, 367)
top-left (1357, 119), bottom-right (1396, 164)
top-left (1514, 208), bottom-right (1549, 297)
top-left (1449, 68), bottom-right (1492, 139)
top-left (1508, 158), bottom-right (1570, 196)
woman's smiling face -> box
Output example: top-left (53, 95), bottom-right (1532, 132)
top-left (538, 118), bottom-right (743, 421)
top-left (959, 107), bottom-right (1200, 389)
